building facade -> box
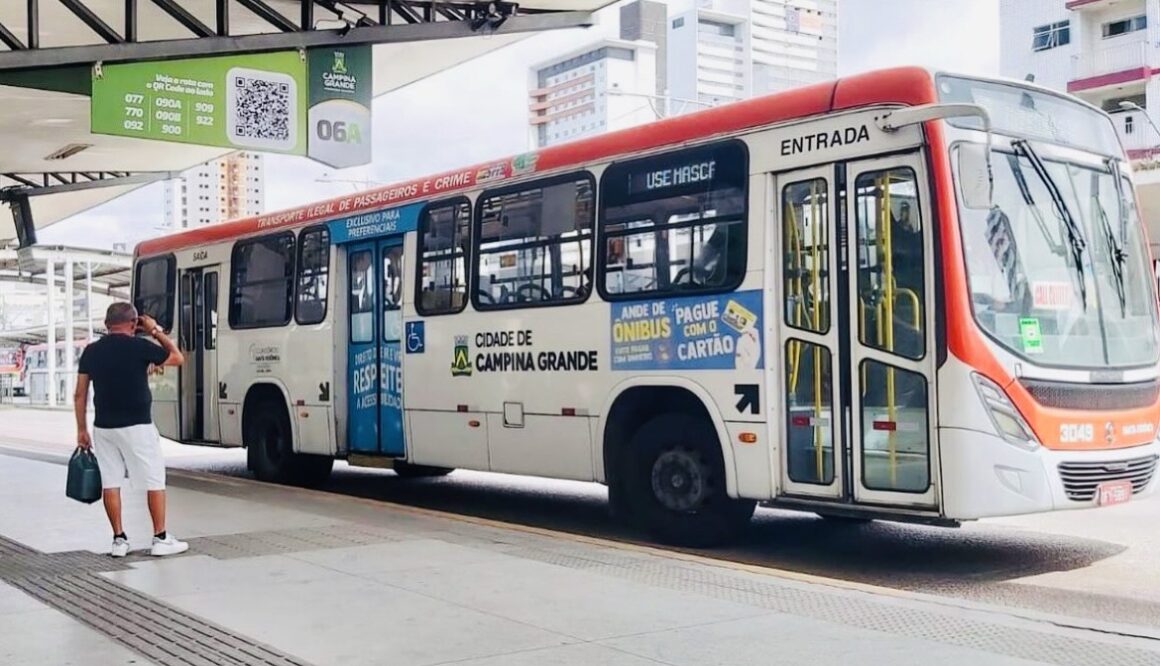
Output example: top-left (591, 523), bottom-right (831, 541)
top-left (528, 0), bottom-right (838, 148)
top-left (164, 152), bottom-right (265, 229)
top-left (667, 0), bottom-right (838, 111)
top-left (528, 0), bottom-right (665, 149)
top-left (528, 39), bottom-right (660, 148)
top-left (1000, 0), bottom-right (1160, 256)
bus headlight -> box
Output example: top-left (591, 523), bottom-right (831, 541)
top-left (972, 373), bottom-right (1040, 451)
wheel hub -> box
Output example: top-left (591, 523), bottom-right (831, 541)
top-left (650, 448), bottom-right (707, 512)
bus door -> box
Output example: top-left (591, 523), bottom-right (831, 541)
top-left (346, 238), bottom-right (406, 456)
top-left (777, 154), bottom-right (938, 510)
top-left (178, 265), bottom-right (221, 442)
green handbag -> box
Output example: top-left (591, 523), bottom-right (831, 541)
top-left (66, 447), bottom-right (103, 504)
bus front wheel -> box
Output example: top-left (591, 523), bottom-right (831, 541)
top-left (246, 401), bottom-right (333, 487)
top-left (622, 413), bottom-right (754, 548)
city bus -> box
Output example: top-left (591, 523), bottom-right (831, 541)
top-left (132, 67), bottom-right (1160, 546)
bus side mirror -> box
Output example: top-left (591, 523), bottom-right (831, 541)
top-left (958, 142), bottom-right (994, 210)
top-left (877, 102), bottom-right (995, 210)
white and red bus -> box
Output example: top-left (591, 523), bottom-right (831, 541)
top-left (132, 67), bottom-right (1160, 546)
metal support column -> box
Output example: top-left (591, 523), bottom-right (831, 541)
top-left (46, 257), bottom-right (57, 407)
top-left (65, 257), bottom-right (75, 400)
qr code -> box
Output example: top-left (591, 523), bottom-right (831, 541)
top-left (231, 76), bottom-right (290, 141)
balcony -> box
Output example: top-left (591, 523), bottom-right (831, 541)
top-left (1069, 42), bottom-right (1150, 92)
top-left (1066, 0), bottom-right (1132, 10)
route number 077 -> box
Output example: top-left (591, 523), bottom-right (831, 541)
top-left (124, 94), bottom-right (145, 104)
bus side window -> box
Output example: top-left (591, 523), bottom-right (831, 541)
top-left (296, 226), bottom-right (331, 326)
top-left (134, 255), bottom-right (176, 332)
top-left (782, 178), bottom-right (830, 334)
top-left (854, 168), bottom-right (924, 360)
top-left (349, 250), bottom-right (375, 343)
top-left (474, 174), bottom-right (595, 309)
top-left (416, 199), bottom-right (471, 316)
top-left (599, 140), bottom-right (747, 299)
top-left (229, 232), bottom-right (296, 329)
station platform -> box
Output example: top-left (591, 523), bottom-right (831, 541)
top-left (1, 442), bottom-right (1159, 665)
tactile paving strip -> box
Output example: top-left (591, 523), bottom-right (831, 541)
top-left (5, 514), bottom-right (1160, 666)
top-left (478, 538), bottom-right (1160, 666)
top-left (168, 521), bottom-right (1160, 665)
top-left (0, 535), bottom-right (310, 666)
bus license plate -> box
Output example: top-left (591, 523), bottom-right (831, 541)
top-left (1096, 480), bottom-right (1133, 507)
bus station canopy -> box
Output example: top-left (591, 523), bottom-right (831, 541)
top-left (0, 243), bottom-right (131, 298)
top-left (0, 1), bottom-right (614, 242)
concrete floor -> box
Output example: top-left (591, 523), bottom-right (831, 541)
top-left (3, 407), bottom-right (1160, 665)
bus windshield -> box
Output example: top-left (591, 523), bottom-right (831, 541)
top-left (957, 145), bottom-right (1160, 368)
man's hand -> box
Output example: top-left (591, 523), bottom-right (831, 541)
top-left (137, 314), bottom-right (160, 334)
top-left (77, 430), bottom-right (92, 451)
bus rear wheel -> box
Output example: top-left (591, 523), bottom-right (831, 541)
top-left (622, 413), bottom-right (754, 548)
top-left (246, 401), bottom-right (333, 487)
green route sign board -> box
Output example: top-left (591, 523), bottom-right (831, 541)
top-left (90, 46), bottom-right (373, 166)
top-left (91, 51), bottom-right (307, 155)
top-left (307, 45), bottom-right (372, 168)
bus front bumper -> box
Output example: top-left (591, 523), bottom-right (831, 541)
top-left (939, 427), bottom-right (1160, 520)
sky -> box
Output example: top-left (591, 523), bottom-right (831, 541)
top-left (39, 0), bottom-right (1001, 250)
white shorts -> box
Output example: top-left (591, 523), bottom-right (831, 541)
top-left (92, 424), bottom-right (166, 491)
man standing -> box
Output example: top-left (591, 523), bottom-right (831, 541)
top-left (75, 302), bottom-right (188, 558)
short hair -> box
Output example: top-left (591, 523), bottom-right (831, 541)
top-left (105, 302), bottom-right (138, 327)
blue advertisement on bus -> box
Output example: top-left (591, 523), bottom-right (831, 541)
top-left (328, 202), bottom-right (423, 243)
top-left (379, 342), bottom-right (404, 455)
top-left (610, 289), bottom-right (763, 371)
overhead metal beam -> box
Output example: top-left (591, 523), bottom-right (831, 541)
top-left (0, 273), bottom-right (128, 298)
top-left (150, 0), bottom-right (215, 38)
top-left (27, 0), bottom-right (39, 49)
top-left (0, 20), bottom-right (24, 51)
top-left (0, 10), bottom-right (594, 71)
top-left (0, 172), bottom-right (174, 198)
top-left (235, 0), bottom-right (300, 33)
top-left (58, 0), bottom-right (125, 44)
top-left (216, 0), bottom-right (230, 35)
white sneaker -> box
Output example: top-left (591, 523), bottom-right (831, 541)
top-left (110, 536), bottom-right (130, 558)
top-left (150, 534), bottom-right (189, 557)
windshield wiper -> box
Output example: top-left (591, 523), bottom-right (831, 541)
top-left (1004, 153), bottom-right (1066, 256)
top-left (1109, 157), bottom-right (1131, 253)
top-left (1012, 140), bottom-right (1088, 309)
top-left (1093, 166), bottom-right (1127, 316)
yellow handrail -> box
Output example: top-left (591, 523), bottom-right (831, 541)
top-left (786, 201), bottom-right (803, 393)
top-left (877, 176), bottom-right (898, 487)
top-left (810, 181), bottom-right (824, 481)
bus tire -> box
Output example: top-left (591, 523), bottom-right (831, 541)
top-left (622, 413), bottom-right (754, 547)
top-left (392, 461), bottom-right (454, 479)
top-left (245, 400), bottom-right (333, 487)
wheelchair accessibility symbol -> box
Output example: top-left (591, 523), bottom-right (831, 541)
top-left (405, 321), bottom-right (426, 354)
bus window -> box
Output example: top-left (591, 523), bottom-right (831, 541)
top-left (134, 255), bottom-right (175, 331)
top-left (349, 249), bottom-right (374, 343)
top-left (417, 199), bottom-right (471, 316)
top-left (382, 245), bottom-right (403, 341)
top-left (179, 272), bottom-right (194, 351)
top-left (204, 272), bottom-right (218, 350)
top-left (475, 174), bottom-right (594, 309)
top-left (782, 179), bottom-right (830, 334)
top-left (296, 227), bottom-right (331, 325)
top-left (855, 168), bottom-right (925, 360)
top-left (229, 232), bottom-right (296, 329)
top-left (599, 140), bottom-right (747, 299)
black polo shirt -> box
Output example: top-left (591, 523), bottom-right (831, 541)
top-left (78, 334), bottom-right (169, 429)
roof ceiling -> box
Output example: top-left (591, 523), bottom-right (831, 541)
top-left (0, 0), bottom-right (613, 242)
